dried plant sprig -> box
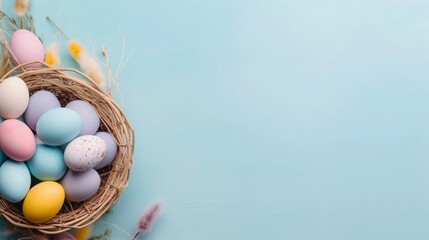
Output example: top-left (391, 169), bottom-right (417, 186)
top-left (0, 4), bottom-right (37, 35)
top-left (87, 228), bottom-right (111, 240)
top-left (0, 42), bottom-right (12, 76)
top-left (69, 40), bottom-right (105, 89)
top-left (46, 17), bottom-right (105, 89)
top-left (134, 200), bottom-right (164, 239)
top-left (45, 41), bottom-right (60, 67)
top-left (14, 0), bottom-right (29, 17)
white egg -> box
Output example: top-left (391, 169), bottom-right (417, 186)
top-left (0, 77), bottom-right (29, 119)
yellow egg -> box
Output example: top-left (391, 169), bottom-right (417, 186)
top-left (23, 181), bottom-right (65, 223)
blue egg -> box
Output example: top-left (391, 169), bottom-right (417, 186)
top-left (27, 145), bottom-right (67, 181)
top-left (0, 160), bottom-right (31, 203)
top-left (36, 108), bottom-right (82, 146)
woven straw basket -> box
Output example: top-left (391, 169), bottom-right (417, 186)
top-left (0, 61), bottom-right (134, 235)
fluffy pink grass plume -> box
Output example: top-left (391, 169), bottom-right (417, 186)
top-left (134, 199), bottom-right (164, 239)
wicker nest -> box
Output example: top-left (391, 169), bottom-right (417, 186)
top-left (0, 62), bottom-right (134, 235)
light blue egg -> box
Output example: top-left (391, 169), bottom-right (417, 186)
top-left (27, 145), bottom-right (67, 181)
top-left (36, 108), bottom-right (82, 146)
top-left (0, 160), bottom-right (31, 203)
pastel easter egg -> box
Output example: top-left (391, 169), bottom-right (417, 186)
top-left (0, 160), bottom-right (31, 203)
top-left (53, 232), bottom-right (76, 240)
top-left (0, 77), bottom-right (29, 119)
top-left (27, 145), bottom-right (67, 181)
top-left (64, 135), bottom-right (106, 171)
top-left (36, 108), bottom-right (82, 146)
top-left (66, 100), bottom-right (100, 136)
top-left (0, 119), bottom-right (36, 161)
top-left (61, 169), bottom-right (100, 202)
top-left (94, 132), bottom-right (118, 169)
top-left (23, 181), bottom-right (65, 223)
top-left (25, 90), bottom-right (61, 131)
top-left (9, 29), bottom-right (44, 69)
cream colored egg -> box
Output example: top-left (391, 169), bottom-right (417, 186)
top-left (0, 77), bottom-right (29, 119)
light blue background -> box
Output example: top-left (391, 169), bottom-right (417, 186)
top-left (2, 0), bottom-right (429, 239)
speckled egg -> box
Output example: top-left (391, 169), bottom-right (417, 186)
top-left (66, 100), bottom-right (100, 136)
top-left (0, 77), bottom-right (29, 119)
top-left (27, 145), bottom-right (67, 181)
top-left (0, 119), bottom-right (36, 161)
top-left (36, 108), bottom-right (82, 146)
top-left (60, 169), bottom-right (100, 202)
top-left (94, 132), bottom-right (118, 169)
top-left (0, 160), bottom-right (31, 203)
top-left (64, 135), bottom-right (106, 171)
top-left (23, 181), bottom-right (65, 223)
top-left (9, 29), bottom-right (44, 69)
top-left (25, 90), bottom-right (61, 131)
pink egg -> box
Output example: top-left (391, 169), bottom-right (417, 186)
top-left (9, 29), bottom-right (44, 69)
top-left (0, 119), bottom-right (36, 161)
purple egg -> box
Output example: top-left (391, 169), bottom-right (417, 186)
top-left (94, 132), bottom-right (118, 169)
top-left (24, 90), bottom-right (61, 131)
top-left (53, 232), bottom-right (76, 240)
top-left (65, 100), bottom-right (100, 136)
top-left (60, 169), bottom-right (100, 202)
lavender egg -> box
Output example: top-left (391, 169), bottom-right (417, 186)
top-left (65, 100), bottom-right (100, 136)
top-left (94, 132), bottom-right (118, 169)
top-left (60, 169), bottom-right (100, 202)
top-left (25, 91), bottom-right (61, 131)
